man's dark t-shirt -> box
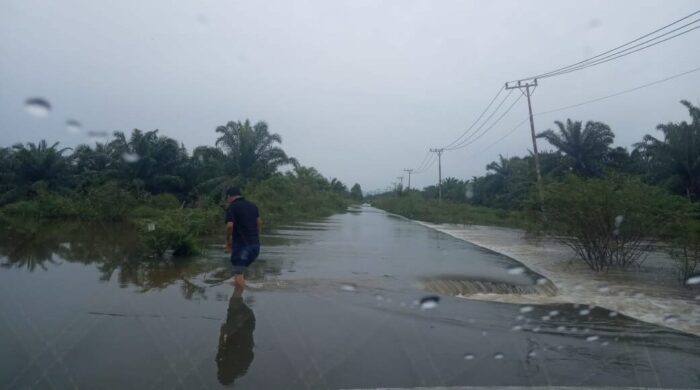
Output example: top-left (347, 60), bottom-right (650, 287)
top-left (225, 198), bottom-right (260, 246)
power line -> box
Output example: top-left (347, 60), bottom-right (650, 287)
top-left (413, 150), bottom-right (432, 172)
top-left (442, 86), bottom-right (505, 149)
top-left (445, 89), bottom-right (515, 149)
top-left (511, 9), bottom-right (700, 82)
top-left (467, 64), bottom-right (700, 159)
top-left (537, 22), bottom-right (700, 79)
top-left (447, 92), bottom-right (523, 151)
top-left (414, 152), bottom-right (437, 174)
top-left (536, 65), bottom-right (700, 116)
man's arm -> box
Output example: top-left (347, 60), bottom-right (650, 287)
top-left (225, 221), bottom-right (233, 253)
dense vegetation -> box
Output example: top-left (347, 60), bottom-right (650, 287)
top-left (372, 100), bottom-right (700, 281)
top-left (0, 120), bottom-right (362, 257)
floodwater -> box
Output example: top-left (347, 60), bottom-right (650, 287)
top-left (1, 206), bottom-right (699, 389)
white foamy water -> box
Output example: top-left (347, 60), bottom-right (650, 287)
top-left (417, 221), bottom-right (700, 336)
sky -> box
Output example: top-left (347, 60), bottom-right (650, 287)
top-left (1, 0), bottom-right (699, 192)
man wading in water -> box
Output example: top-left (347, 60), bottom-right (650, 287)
top-left (224, 187), bottom-right (262, 289)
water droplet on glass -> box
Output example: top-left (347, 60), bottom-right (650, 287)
top-left (340, 283), bottom-right (357, 292)
top-left (579, 309), bottom-right (591, 316)
top-left (464, 353), bottom-right (475, 360)
top-left (685, 276), bottom-right (700, 285)
top-left (519, 306), bottom-right (533, 313)
top-left (533, 326), bottom-right (541, 332)
top-left (541, 315), bottom-right (550, 321)
top-left (556, 326), bottom-right (566, 332)
top-left (511, 325), bottom-right (523, 332)
top-left (549, 310), bottom-right (559, 317)
top-left (419, 296), bottom-right (439, 310)
top-left (664, 314), bottom-right (679, 324)
top-left (508, 266), bottom-right (525, 275)
top-left (87, 130), bottom-right (109, 141)
top-left (147, 223), bottom-right (156, 232)
top-left (528, 350), bottom-right (537, 357)
top-left (601, 341), bottom-right (609, 346)
top-left (515, 315), bottom-right (524, 321)
top-left (493, 353), bottom-right (504, 360)
top-left (122, 152), bottom-right (140, 163)
top-left (586, 335), bottom-right (599, 342)
top-left (481, 330), bottom-right (488, 336)
top-left (536, 278), bottom-right (548, 286)
top-left (24, 97), bottom-right (51, 117)
top-left (66, 119), bottom-right (82, 134)
top-left (609, 311), bottom-right (619, 317)
top-left (614, 215), bottom-right (624, 227)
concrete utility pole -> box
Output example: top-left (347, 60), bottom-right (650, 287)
top-left (429, 148), bottom-right (445, 201)
top-left (403, 169), bottom-right (413, 190)
top-left (505, 79), bottom-right (543, 201)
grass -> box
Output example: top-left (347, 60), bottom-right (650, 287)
top-left (371, 193), bottom-right (526, 229)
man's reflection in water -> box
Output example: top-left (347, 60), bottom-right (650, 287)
top-left (216, 286), bottom-right (255, 385)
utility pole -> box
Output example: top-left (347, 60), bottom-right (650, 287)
top-left (403, 169), bottom-right (413, 190)
top-left (396, 176), bottom-right (404, 191)
top-left (505, 79), bottom-right (543, 201)
top-left (429, 148), bottom-right (444, 201)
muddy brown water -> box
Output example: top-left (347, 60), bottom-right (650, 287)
top-left (1, 206), bottom-right (699, 389)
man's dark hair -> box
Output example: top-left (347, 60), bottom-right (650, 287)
top-left (226, 187), bottom-right (242, 198)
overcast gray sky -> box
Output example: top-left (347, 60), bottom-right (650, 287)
top-left (1, 0), bottom-right (699, 192)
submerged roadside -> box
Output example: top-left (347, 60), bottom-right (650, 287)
top-left (415, 221), bottom-right (700, 337)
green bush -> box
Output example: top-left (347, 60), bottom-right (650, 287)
top-left (533, 174), bottom-right (692, 271)
top-left (138, 207), bottom-right (220, 258)
top-left (77, 182), bottom-right (137, 221)
top-left (371, 191), bottom-right (525, 228)
top-left (666, 217), bottom-right (700, 285)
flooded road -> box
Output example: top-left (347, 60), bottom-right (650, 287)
top-left (1, 206), bottom-right (699, 389)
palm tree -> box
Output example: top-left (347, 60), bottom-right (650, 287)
top-left (537, 119), bottom-right (614, 176)
top-left (215, 120), bottom-right (296, 180)
top-left (634, 100), bottom-right (700, 201)
top-left (0, 140), bottom-right (72, 204)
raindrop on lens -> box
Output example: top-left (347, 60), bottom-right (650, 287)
top-left (87, 130), bottom-right (109, 141)
top-left (586, 335), bottom-right (599, 342)
top-left (609, 311), bottom-right (619, 317)
top-left (579, 309), bottom-right (591, 316)
top-left (601, 341), bottom-right (609, 346)
top-left (536, 278), bottom-right (548, 286)
top-left (528, 350), bottom-right (537, 357)
top-left (516, 315), bottom-right (524, 321)
top-left (464, 353), bottom-right (475, 360)
top-left (664, 314), bottom-right (679, 324)
top-left (556, 326), bottom-right (566, 331)
top-left (66, 119), bottom-right (82, 134)
top-left (340, 283), bottom-right (357, 292)
top-left (541, 315), bottom-right (550, 321)
top-left (419, 296), bottom-right (439, 310)
top-left (493, 353), bottom-right (504, 360)
top-left (549, 310), bottom-right (559, 317)
top-left (512, 325), bottom-right (523, 331)
top-left (481, 330), bottom-right (488, 336)
top-left (147, 223), bottom-right (156, 232)
top-left (533, 326), bottom-right (541, 332)
top-left (24, 97), bottom-right (51, 117)
top-left (507, 266), bottom-right (525, 275)
top-left (615, 215), bottom-right (624, 227)
top-left (122, 152), bottom-right (140, 163)
top-left (520, 306), bottom-right (533, 313)
top-left (685, 276), bottom-right (700, 285)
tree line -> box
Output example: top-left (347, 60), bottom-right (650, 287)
top-left (0, 119), bottom-right (364, 210)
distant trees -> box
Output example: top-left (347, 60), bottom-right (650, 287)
top-left (635, 100), bottom-right (700, 201)
top-left (350, 183), bottom-right (363, 200)
top-left (0, 120), bottom-right (353, 208)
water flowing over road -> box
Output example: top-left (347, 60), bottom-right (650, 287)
top-left (1, 206), bottom-right (699, 389)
